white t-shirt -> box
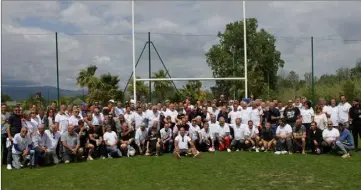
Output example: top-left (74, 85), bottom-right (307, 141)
top-left (228, 110), bottom-right (240, 124)
top-left (338, 102), bottom-right (351, 123)
top-left (208, 121), bottom-right (219, 136)
top-left (103, 131), bottom-right (118, 146)
top-left (124, 112), bottom-right (133, 124)
top-left (244, 126), bottom-right (259, 138)
top-left (55, 113), bottom-right (69, 134)
top-left (164, 109), bottom-right (179, 123)
top-left (135, 128), bottom-right (148, 143)
top-left (200, 128), bottom-right (213, 140)
top-left (314, 113), bottom-right (328, 130)
top-left (44, 130), bottom-right (61, 151)
top-left (276, 124), bottom-right (292, 136)
top-left (329, 106), bottom-right (339, 126)
top-left (132, 112), bottom-right (146, 130)
top-left (146, 111), bottom-right (160, 128)
top-left (12, 133), bottom-right (32, 154)
top-left (230, 124), bottom-right (246, 140)
top-left (239, 107), bottom-right (252, 124)
top-left (322, 128), bottom-right (340, 142)
top-left (160, 128), bottom-right (172, 140)
top-left (250, 108), bottom-right (263, 126)
top-left (300, 108), bottom-right (315, 123)
top-left (22, 120), bottom-right (38, 136)
top-left (31, 117), bottom-right (41, 129)
top-left (175, 135), bottom-right (191, 149)
top-left (92, 113), bottom-right (104, 126)
top-left (189, 125), bottom-right (201, 139)
top-left (68, 115), bottom-right (82, 126)
top-left (218, 124), bottom-right (230, 137)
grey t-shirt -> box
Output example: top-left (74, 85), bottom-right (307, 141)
top-left (292, 125), bottom-right (306, 136)
top-left (61, 132), bottom-right (80, 149)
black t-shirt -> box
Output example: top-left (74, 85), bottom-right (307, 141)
top-left (175, 123), bottom-right (190, 132)
top-left (148, 129), bottom-right (159, 151)
top-left (267, 108), bottom-right (281, 124)
top-left (283, 107), bottom-right (300, 123)
top-left (119, 130), bottom-right (134, 141)
top-left (8, 114), bottom-right (22, 137)
top-left (261, 129), bottom-right (274, 141)
top-left (74, 126), bottom-right (89, 147)
top-left (88, 126), bottom-right (103, 144)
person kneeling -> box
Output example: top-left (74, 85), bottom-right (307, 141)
top-left (173, 127), bottom-right (200, 159)
top-left (199, 122), bottom-right (215, 152)
top-left (292, 119), bottom-right (306, 154)
top-left (334, 123), bottom-right (354, 158)
top-left (259, 122), bottom-right (276, 152)
top-left (104, 125), bottom-right (122, 158)
top-left (274, 119), bottom-right (293, 155)
top-left (61, 125), bottom-right (81, 163)
top-left (145, 127), bottom-right (161, 156)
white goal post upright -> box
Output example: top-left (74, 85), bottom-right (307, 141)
top-left (131, 1), bottom-right (249, 105)
top-left (243, 1), bottom-right (248, 99)
top-left (131, 1), bottom-right (137, 104)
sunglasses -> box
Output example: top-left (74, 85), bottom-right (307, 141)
top-left (31, 112), bottom-right (36, 114)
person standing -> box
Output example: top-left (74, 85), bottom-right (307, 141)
top-left (349, 99), bottom-right (361, 151)
top-left (6, 106), bottom-right (22, 170)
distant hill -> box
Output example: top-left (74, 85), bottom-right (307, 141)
top-left (1, 86), bottom-right (85, 100)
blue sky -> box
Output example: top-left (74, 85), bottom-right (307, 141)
top-left (2, 1), bottom-right (361, 90)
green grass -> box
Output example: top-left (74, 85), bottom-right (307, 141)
top-left (2, 151), bottom-right (361, 190)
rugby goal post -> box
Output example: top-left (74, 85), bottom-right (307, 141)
top-left (131, 1), bottom-right (248, 105)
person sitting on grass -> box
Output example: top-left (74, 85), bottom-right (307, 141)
top-left (32, 123), bottom-right (52, 167)
top-left (44, 124), bottom-right (61, 164)
top-left (11, 127), bottom-right (33, 169)
top-left (119, 122), bottom-right (135, 157)
top-left (244, 120), bottom-right (260, 152)
top-left (103, 125), bottom-right (122, 158)
top-left (61, 125), bottom-right (81, 164)
top-left (173, 126), bottom-right (200, 159)
top-left (145, 125), bottom-right (161, 156)
top-left (259, 122), bottom-right (275, 152)
top-left (159, 121), bottom-right (173, 153)
top-left (309, 121), bottom-right (323, 154)
top-left (217, 117), bottom-right (232, 152)
top-left (199, 122), bottom-right (215, 152)
top-left (229, 118), bottom-right (246, 151)
top-left (274, 118), bottom-right (293, 155)
top-left (321, 120), bottom-right (340, 153)
top-left (334, 123), bottom-right (354, 158)
top-left (292, 119), bottom-right (306, 154)
top-left (135, 123), bottom-right (148, 155)
top-left (74, 120), bottom-right (94, 161)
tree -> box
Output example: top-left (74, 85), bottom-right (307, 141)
top-left (128, 76), bottom-right (148, 101)
top-left (152, 70), bottom-right (172, 101)
top-left (1, 93), bottom-right (13, 102)
top-left (76, 65), bottom-right (99, 93)
top-left (205, 18), bottom-right (284, 97)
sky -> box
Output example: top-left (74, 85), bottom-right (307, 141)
top-left (2, 1), bottom-right (361, 91)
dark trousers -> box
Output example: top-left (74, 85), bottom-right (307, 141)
top-left (303, 123), bottom-right (311, 150)
top-left (276, 138), bottom-right (293, 151)
top-left (1, 135), bottom-right (7, 165)
top-left (351, 123), bottom-right (361, 149)
top-left (34, 147), bottom-right (46, 166)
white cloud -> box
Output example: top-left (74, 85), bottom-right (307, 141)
top-left (1, 1), bottom-right (361, 91)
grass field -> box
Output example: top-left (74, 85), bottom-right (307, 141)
top-left (2, 150), bottom-right (361, 190)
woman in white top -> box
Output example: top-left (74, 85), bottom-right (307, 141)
top-left (314, 105), bottom-right (328, 130)
top-left (300, 101), bottom-right (314, 149)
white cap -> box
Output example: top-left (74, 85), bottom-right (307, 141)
top-left (130, 99), bottom-right (135, 104)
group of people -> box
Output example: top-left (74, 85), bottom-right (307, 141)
top-left (2, 94), bottom-right (361, 170)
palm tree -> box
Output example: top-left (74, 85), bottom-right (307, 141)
top-left (128, 76), bottom-right (148, 101)
top-left (76, 65), bottom-right (99, 93)
top-left (153, 70), bottom-right (172, 100)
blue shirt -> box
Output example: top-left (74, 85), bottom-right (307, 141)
top-left (338, 128), bottom-right (354, 146)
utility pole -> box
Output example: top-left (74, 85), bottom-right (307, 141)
top-left (55, 32), bottom-right (60, 109)
top-left (148, 32), bottom-right (152, 103)
top-left (311, 36), bottom-right (315, 106)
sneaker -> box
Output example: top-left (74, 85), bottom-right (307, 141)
top-left (274, 151), bottom-right (281, 155)
top-left (288, 151), bottom-right (293, 155)
top-left (87, 156), bottom-right (94, 161)
top-left (193, 151), bottom-right (200, 158)
top-left (236, 149), bottom-right (239, 152)
top-left (302, 151), bottom-right (306, 155)
top-left (256, 148), bottom-right (259, 153)
top-left (227, 148), bottom-right (231, 152)
top-left (101, 156), bottom-right (106, 160)
top-left (341, 153), bottom-right (351, 158)
top-left (281, 151), bottom-right (287, 154)
top-left (7, 164), bottom-right (12, 170)
top-left (264, 150), bottom-right (268, 153)
top-left (64, 160), bottom-right (70, 164)
top-left (252, 146), bottom-right (256, 150)
top-left (261, 147), bottom-right (265, 151)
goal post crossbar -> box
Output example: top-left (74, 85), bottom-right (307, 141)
top-left (135, 77), bottom-right (246, 81)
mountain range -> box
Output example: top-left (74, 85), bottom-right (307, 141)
top-left (1, 86), bottom-right (85, 100)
